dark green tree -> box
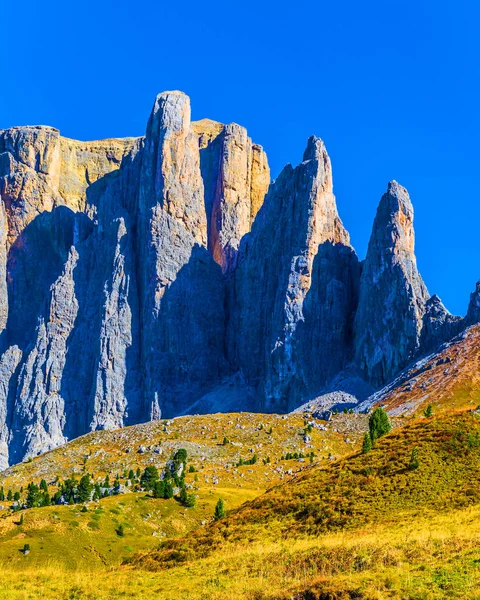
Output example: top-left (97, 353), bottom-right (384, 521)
top-left (26, 483), bottom-right (41, 508)
top-left (152, 480), bottom-right (165, 499)
top-left (13, 491), bottom-right (20, 501)
top-left (0, 487), bottom-right (4, 501)
top-left (77, 474), bottom-right (93, 503)
top-left (368, 407), bottom-right (391, 444)
top-left (61, 478), bottom-right (77, 504)
top-left (173, 448), bottom-right (187, 463)
top-left (424, 404), bottom-right (433, 418)
top-left (214, 498), bottom-right (226, 520)
top-left (408, 447), bottom-right (420, 471)
top-left (92, 483), bottom-right (102, 501)
top-left (362, 432), bottom-right (372, 454)
top-left (163, 480), bottom-right (174, 499)
top-left (7, 490), bottom-right (12, 501)
top-left (140, 466), bottom-right (159, 491)
top-left (179, 484), bottom-right (196, 508)
top-left (40, 479), bottom-right (48, 493)
top-left (116, 524), bottom-right (125, 537)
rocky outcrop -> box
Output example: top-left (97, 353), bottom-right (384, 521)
top-left (193, 119), bottom-right (270, 273)
top-left (466, 281), bottom-right (480, 326)
top-left (420, 295), bottom-right (462, 354)
top-left (229, 136), bottom-right (357, 411)
top-left (0, 92), bottom-right (477, 467)
top-left (354, 181), bottom-right (429, 387)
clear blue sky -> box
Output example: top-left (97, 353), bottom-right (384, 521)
top-left (2, 0), bottom-right (479, 315)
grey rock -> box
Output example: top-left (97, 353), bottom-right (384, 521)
top-left (420, 295), bottom-right (462, 354)
top-left (354, 181), bottom-right (429, 387)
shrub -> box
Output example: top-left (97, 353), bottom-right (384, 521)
top-left (116, 524), bottom-right (125, 537)
top-left (368, 407), bottom-right (391, 444)
top-left (424, 404), bottom-right (433, 418)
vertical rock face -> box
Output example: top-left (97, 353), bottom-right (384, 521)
top-left (354, 181), bottom-right (429, 386)
top-left (420, 295), bottom-right (462, 354)
top-left (230, 136), bottom-right (357, 411)
top-left (0, 91), bottom-right (477, 467)
top-left (138, 92), bottom-right (227, 418)
top-left (466, 282), bottom-right (480, 326)
top-left (193, 119), bottom-right (270, 273)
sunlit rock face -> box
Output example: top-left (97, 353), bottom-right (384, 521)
top-left (354, 181), bottom-right (429, 387)
top-left (229, 136), bottom-right (359, 412)
top-left (0, 92), bottom-right (476, 466)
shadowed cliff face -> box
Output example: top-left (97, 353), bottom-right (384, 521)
top-left (229, 137), bottom-right (357, 412)
top-left (0, 92), bottom-right (478, 467)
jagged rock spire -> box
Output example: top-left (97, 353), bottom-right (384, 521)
top-left (466, 281), bottom-right (480, 325)
top-left (230, 135), bottom-right (357, 411)
top-left (354, 181), bottom-right (429, 386)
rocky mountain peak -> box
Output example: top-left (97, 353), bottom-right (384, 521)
top-left (466, 281), bottom-right (480, 325)
top-left (0, 91), bottom-right (478, 467)
top-left (354, 181), bottom-right (429, 387)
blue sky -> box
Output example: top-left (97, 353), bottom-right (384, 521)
top-left (2, 0), bottom-right (479, 315)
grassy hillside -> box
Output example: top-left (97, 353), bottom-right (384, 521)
top-left (120, 409), bottom-right (480, 599)
top-left (3, 402), bottom-right (480, 597)
top-left (0, 411), bottom-right (365, 574)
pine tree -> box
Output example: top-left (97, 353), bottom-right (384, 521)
top-left (92, 483), bottom-right (102, 501)
top-left (214, 498), bottom-right (226, 520)
top-left (362, 432), bottom-right (372, 454)
top-left (179, 484), bottom-right (188, 505)
top-left (40, 479), bottom-right (48, 493)
top-left (368, 407), bottom-right (391, 444)
top-left (128, 469), bottom-right (135, 480)
top-left (408, 447), bottom-right (420, 471)
top-left (424, 404), bottom-right (433, 418)
top-left (77, 474), bottom-right (93, 503)
top-left (26, 483), bottom-right (41, 508)
top-left (140, 466), bottom-right (159, 491)
top-left (163, 480), bottom-right (174, 499)
top-left (7, 490), bottom-right (12, 501)
top-left (153, 480), bottom-right (165, 499)
top-left (13, 491), bottom-right (20, 501)
top-left (0, 487), bottom-right (4, 501)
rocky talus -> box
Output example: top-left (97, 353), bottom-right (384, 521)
top-left (0, 91), bottom-right (478, 466)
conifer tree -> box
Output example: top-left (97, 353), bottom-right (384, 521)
top-left (362, 432), bottom-right (372, 454)
top-left (77, 474), bottom-right (93, 503)
top-left (140, 466), bottom-right (159, 491)
top-left (214, 498), bottom-right (226, 520)
top-left (368, 407), bottom-right (391, 444)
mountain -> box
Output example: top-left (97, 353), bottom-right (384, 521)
top-left (1, 90), bottom-right (479, 467)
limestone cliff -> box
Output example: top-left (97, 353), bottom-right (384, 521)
top-left (229, 136), bottom-right (358, 411)
top-left (354, 181), bottom-right (429, 387)
top-left (0, 93), bottom-right (477, 466)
